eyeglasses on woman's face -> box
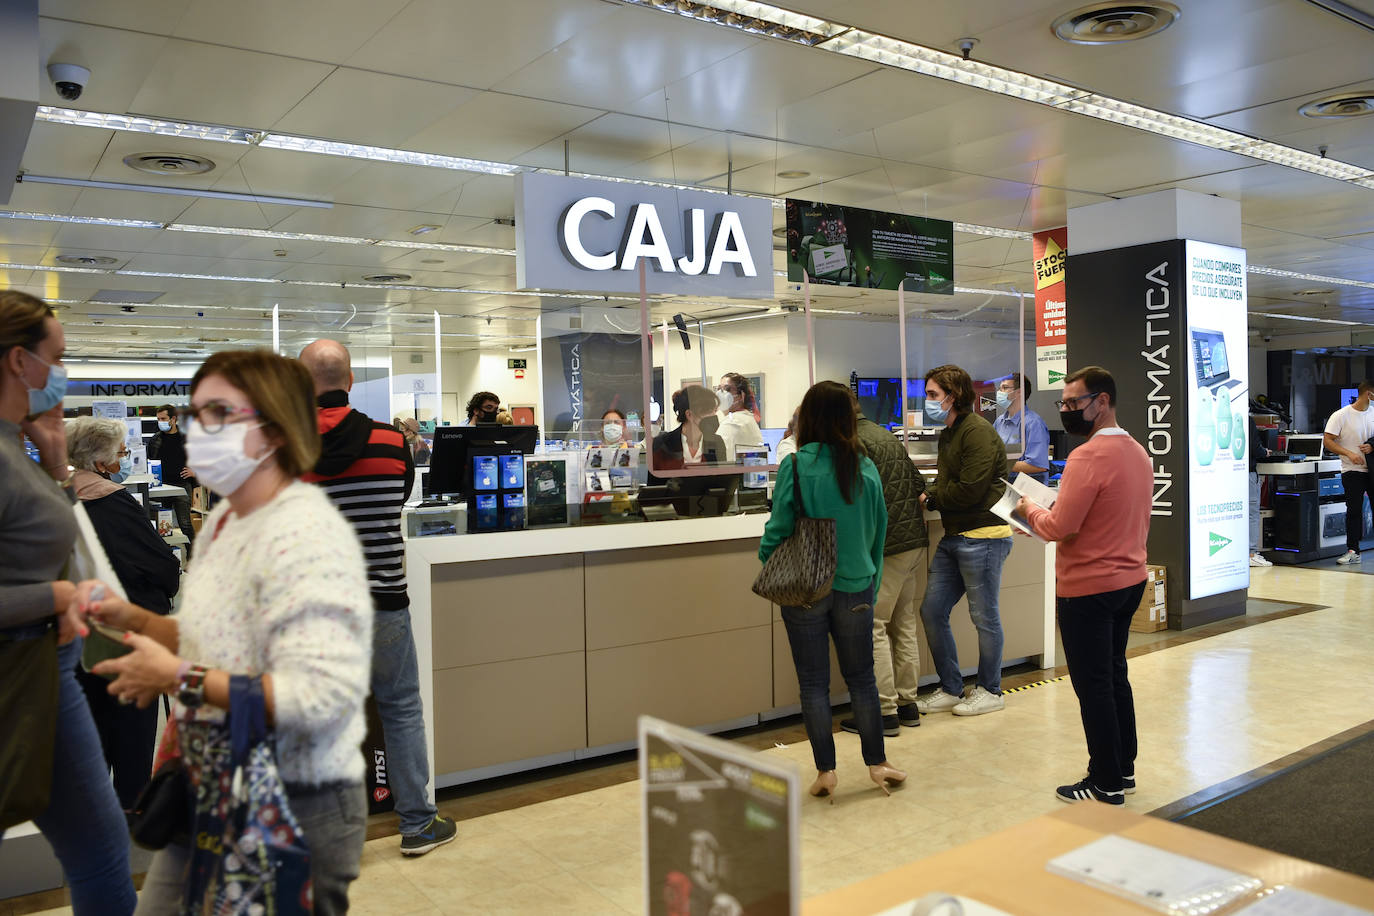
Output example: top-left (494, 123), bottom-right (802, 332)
top-left (178, 402), bottom-right (259, 434)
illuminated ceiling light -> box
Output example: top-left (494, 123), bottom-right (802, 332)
top-left (369, 238), bottom-right (514, 256)
top-left (953, 222), bottom-right (1032, 240)
top-left (1249, 311), bottom-right (1361, 326)
top-left (0, 209), bottom-right (164, 230)
top-left (1247, 265), bottom-right (1374, 290)
top-left (164, 224), bottom-right (363, 245)
top-left (617, 1), bottom-right (1374, 189)
top-left (19, 174), bottom-right (333, 208)
top-left (255, 133), bottom-right (517, 175)
top-left (620, 0), bottom-right (846, 43)
top-left (34, 106), bottom-right (262, 143)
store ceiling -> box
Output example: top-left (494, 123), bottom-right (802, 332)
top-left (3, 0), bottom-right (1372, 360)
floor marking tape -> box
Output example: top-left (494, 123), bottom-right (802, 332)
top-left (1002, 675), bottom-right (1068, 695)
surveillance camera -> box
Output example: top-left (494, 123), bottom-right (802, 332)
top-left (1263, 335), bottom-right (1273, 343)
top-left (120, 305), bottom-right (135, 313)
top-left (47, 63), bottom-right (91, 101)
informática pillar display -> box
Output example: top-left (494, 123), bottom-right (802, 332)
top-left (1065, 191), bottom-right (1249, 629)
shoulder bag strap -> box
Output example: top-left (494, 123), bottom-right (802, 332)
top-left (791, 453), bottom-right (808, 519)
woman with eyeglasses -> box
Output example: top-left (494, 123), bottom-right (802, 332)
top-left (0, 291), bottom-right (137, 914)
top-left (66, 416), bottom-right (181, 812)
top-left (70, 350), bottom-right (373, 915)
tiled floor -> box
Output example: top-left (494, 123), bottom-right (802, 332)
top-left (13, 563), bottom-right (1373, 915)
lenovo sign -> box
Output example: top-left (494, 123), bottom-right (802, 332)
top-left (515, 173), bottom-right (774, 298)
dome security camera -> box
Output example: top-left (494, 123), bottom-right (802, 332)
top-left (47, 63), bottom-right (90, 101)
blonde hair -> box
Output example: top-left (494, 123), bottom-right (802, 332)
top-left (0, 290), bottom-right (54, 359)
top-left (191, 350), bottom-right (321, 477)
top-left (67, 417), bottom-right (127, 470)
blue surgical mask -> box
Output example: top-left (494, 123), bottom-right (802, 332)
top-left (925, 396), bottom-right (950, 424)
top-left (996, 390), bottom-right (1012, 412)
top-left (157, 420), bottom-right (172, 432)
top-left (109, 454), bottom-right (132, 484)
top-left (21, 350), bottom-right (67, 416)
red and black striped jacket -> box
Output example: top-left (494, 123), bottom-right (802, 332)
top-left (302, 390), bottom-right (414, 611)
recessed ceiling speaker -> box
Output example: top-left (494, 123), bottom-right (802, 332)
top-left (1051, 2), bottom-right (1180, 43)
top-left (1299, 93), bottom-right (1374, 119)
top-left (56, 254), bottom-right (118, 266)
top-left (122, 152), bottom-right (217, 176)
top-left (363, 273), bottom-right (412, 283)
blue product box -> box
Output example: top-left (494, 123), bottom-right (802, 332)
top-left (473, 455), bottom-right (499, 491)
top-left (500, 454), bottom-right (525, 490)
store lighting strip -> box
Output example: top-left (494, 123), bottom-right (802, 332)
top-left (1249, 311), bottom-right (1362, 326)
top-left (617, 0), bottom-right (1374, 189)
top-left (1246, 265), bottom-right (1374, 290)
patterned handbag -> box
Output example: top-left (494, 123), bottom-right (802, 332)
top-left (752, 453), bottom-right (837, 607)
top-left (185, 675), bottom-right (313, 915)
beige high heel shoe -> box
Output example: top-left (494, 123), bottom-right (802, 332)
top-left (809, 770), bottom-right (838, 803)
top-left (868, 763), bottom-right (907, 796)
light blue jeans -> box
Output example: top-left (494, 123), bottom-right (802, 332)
top-left (919, 534), bottom-right (1013, 697)
top-left (33, 639), bottom-right (137, 915)
top-left (371, 608), bottom-right (437, 835)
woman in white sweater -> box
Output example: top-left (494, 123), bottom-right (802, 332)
top-left (73, 350), bottom-right (373, 915)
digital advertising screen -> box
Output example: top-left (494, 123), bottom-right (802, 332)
top-left (784, 199), bottom-right (953, 294)
top-left (1185, 240), bottom-right (1249, 600)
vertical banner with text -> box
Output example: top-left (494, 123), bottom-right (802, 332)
top-left (1034, 227), bottom-right (1068, 389)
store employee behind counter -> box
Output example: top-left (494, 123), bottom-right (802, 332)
top-left (646, 384), bottom-right (739, 517)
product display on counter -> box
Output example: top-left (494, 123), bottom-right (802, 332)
top-left (1046, 835), bottom-right (1262, 915)
top-left (640, 716), bottom-right (798, 916)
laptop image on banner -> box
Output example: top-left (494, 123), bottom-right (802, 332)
top-left (1191, 327), bottom-right (1244, 392)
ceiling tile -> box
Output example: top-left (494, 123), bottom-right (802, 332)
top-left (407, 92), bottom-right (603, 164)
top-left (272, 69), bottom-right (478, 147)
top-left (38, 20), bottom-right (169, 113)
top-left (172, 0), bottom-right (409, 63)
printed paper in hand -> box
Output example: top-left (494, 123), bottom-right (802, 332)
top-left (1009, 473), bottom-right (1057, 510)
top-left (1236, 888), bottom-right (1373, 916)
top-left (1047, 835), bottom-right (1263, 915)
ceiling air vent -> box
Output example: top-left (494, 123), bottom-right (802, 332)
top-left (1051, 2), bottom-right (1180, 43)
top-left (56, 254), bottom-right (118, 266)
top-left (1294, 288), bottom-right (1336, 297)
top-left (363, 273), bottom-right (413, 283)
top-left (1299, 93), bottom-right (1374, 119)
top-left (122, 152), bottom-right (216, 176)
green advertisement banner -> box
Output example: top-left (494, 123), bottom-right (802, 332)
top-left (784, 199), bottom-right (954, 294)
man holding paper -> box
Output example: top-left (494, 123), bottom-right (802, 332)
top-left (1017, 366), bottom-right (1152, 806)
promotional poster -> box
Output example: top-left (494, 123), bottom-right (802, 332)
top-left (1033, 227), bottom-right (1068, 389)
top-left (640, 717), bottom-right (797, 916)
top-left (1185, 240), bottom-right (1250, 600)
top-left (784, 199), bottom-right (953, 294)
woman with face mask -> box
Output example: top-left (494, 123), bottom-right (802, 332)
top-left (714, 372), bottom-right (764, 462)
top-left (589, 408), bottom-right (635, 449)
top-left (66, 416), bottom-right (181, 812)
top-left (0, 290), bottom-right (138, 914)
top-left (69, 350), bottom-right (374, 915)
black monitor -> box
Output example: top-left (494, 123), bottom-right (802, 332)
top-left (425, 425), bottom-right (539, 498)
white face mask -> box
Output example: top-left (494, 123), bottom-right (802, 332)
top-left (602, 422), bottom-right (624, 442)
top-left (186, 418), bottom-right (274, 496)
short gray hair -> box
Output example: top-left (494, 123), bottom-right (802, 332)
top-left (67, 416), bottom-right (127, 471)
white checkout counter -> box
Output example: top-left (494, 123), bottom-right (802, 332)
top-left (405, 511), bottom-right (1055, 792)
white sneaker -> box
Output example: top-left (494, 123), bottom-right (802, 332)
top-left (1249, 553), bottom-right (1272, 567)
top-left (915, 689), bottom-right (964, 714)
top-left (952, 686), bottom-right (1005, 716)
top-left (1337, 550), bottom-right (1362, 565)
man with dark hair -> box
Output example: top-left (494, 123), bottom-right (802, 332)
top-left (298, 338), bottom-right (457, 857)
top-left (1018, 365), bottom-right (1152, 805)
top-left (840, 393), bottom-right (928, 736)
top-left (915, 364), bottom-right (1012, 717)
top-left (1324, 379), bottom-right (1374, 564)
top-left (148, 403), bottom-right (197, 543)
top-left (994, 372), bottom-right (1050, 484)
top-left (465, 391), bottom-right (500, 426)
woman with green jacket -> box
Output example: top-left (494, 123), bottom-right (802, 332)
top-left (760, 381), bottom-right (907, 800)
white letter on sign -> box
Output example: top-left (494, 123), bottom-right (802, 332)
top-left (676, 209), bottom-right (706, 276)
top-left (707, 211), bottom-right (757, 277)
top-left (562, 197), bottom-right (617, 271)
top-left (620, 203), bottom-right (676, 273)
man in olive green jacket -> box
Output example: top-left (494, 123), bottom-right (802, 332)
top-left (916, 365), bottom-right (1012, 718)
top-left (841, 403), bottom-right (929, 736)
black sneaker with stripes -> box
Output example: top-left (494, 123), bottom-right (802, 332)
top-left (1055, 778), bottom-right (1125, 805)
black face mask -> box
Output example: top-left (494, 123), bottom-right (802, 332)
top-left (1060, 408), bottom-right (1093, 437)
top-left (478, 409), bottom-right (498, 422)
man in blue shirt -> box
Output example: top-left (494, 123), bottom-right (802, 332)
top-left (993, 373), bottom-right (1051, 484)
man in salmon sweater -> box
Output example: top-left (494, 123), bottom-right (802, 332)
top-left (1018, 366), bottom-right (1152, 806)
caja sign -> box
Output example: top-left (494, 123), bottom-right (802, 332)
top-left (515, 172), bottom-right (774, 298)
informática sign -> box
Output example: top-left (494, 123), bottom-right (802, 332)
top-left (783, 199), bottom-right (953, 294)
top-left (515, 173), bottom-right (773, 298)
top-left (69, 381), bottom-right (190, 398)
top-left (1185, 240), bottom-right (1249, 600)
top-left (640, 716), bottom-right (798, 916)
top-left (1033, 228), bottom-right (1068, 389)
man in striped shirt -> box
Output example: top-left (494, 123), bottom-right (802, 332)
top-left (299, 339), bottom-right (457, 857)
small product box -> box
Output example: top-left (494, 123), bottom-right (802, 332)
top-left (148, 459), bottom-right (163, 485)
top-left (1130, 564), bottom-right (1168, 633)
top-left (156, 509), bottom-right (176, 538)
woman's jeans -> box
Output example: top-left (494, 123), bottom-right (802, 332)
top-left (136, 782), bottom-right (367, 916)
top-left (919, 534), bottom-right (1013, 697)
top-left (32, 639), bottom-right (138, 915)
top-left (781, 586), bottom-right (886, 771)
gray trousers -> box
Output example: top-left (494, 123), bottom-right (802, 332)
top-left (135, 782), bottom-right (366, 916)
